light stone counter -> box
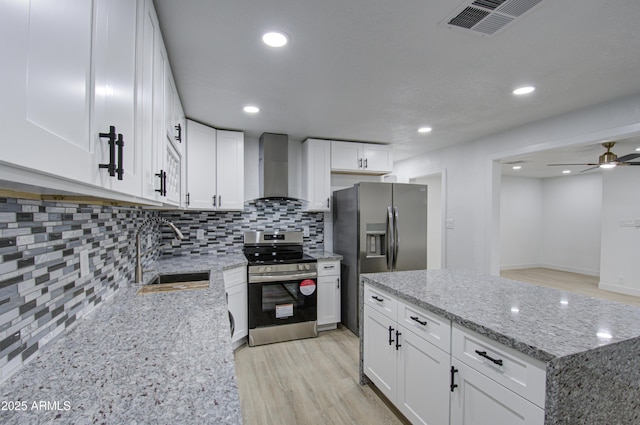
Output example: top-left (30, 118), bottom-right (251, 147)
top-left (361, 269), bottom-right (640, 424)
top-left (0, 254), bottom-right (247, 425)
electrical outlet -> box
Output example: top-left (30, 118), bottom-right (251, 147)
top-left (445, 219), bottom-right (455, 229)
top-left (197, 229), bottom-right (205, 240)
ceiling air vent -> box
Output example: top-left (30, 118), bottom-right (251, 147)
top-left (442, 0), bottom-right (545, 36)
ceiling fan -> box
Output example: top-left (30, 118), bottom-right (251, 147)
top-left (547, 142), bottom-right (640, 172)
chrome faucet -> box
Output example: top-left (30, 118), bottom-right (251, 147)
top-left (135, 217), bottom-right (184, 283)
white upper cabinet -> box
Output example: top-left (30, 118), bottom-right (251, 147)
top-left (302, 139), bottom-right (331, 211)
top-left (2, 0), bottom-right (94, 183)
top-left (185, 120), bottom-right (244, 211)
top-left (331, 141), bottom-right (393, 174)
top-left (215, 130), bottom-right (245, 210)
top-left (92, 0), bottom-right (140, 196)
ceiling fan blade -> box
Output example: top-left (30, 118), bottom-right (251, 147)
top-left (616, 153), bottom-right (640, 162)
top-left (547, 163), bottom-right (598, 166)
top-left (618, 162), bottom-right (640, 166)
top-left (580, 166), bottom-right (599, 173)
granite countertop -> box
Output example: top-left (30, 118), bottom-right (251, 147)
top-left (0, 254), bottom-right (247, 425)
top-left (361, 269), bottom-right (640, 362)
top-left (306, 250), bottom-right (343, 261)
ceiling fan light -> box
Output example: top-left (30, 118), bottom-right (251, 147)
top-left (599, 163), bottom-right (616, 169)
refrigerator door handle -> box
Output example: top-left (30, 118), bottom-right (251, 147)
top-left (386, 206), bottom-right (394, 270)
top-left (393, 206), bottom-right (399, 270)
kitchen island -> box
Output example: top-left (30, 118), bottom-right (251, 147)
top-left (360, 269), bottom-right (640, 424)
top-left (0, 254), bottom-right (247, 425)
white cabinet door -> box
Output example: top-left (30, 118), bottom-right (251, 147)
top-left (227, 282), bottom-right (248, 345)
top-left (92, 0), bottom-right (139, 196)
top-left (450, 361), bottom-right (544, 425)
top-left (302, 139), bottom-right (332, 211)
top-left (138, 0), bottom-right (164, 202)
top-left (363, 144), bottom-right (393, 173)
top-left (396, 325), bottom-right (450, 425)
top-left (2, 0), bottom-right (94, 183)
top-left (331, 141), bottom-right (393, 174)
top-left (163, 137), bottom-right (182, 206)
top-left (331, 141), bottom-right (362, 172)
top-left (185, 120), bottom-right (216, 209)
top-left (317, 275), bottom-right (341, 326)
top-left (216, 130), bottom-right (244, 210)
top-left (363, 305), bottom-right (397, 402)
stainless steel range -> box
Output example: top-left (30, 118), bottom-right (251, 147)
top-left (243, 231), bottom-right (318, 346)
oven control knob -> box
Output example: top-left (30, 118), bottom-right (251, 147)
top-left (304, 264), bottom-right (310, 270)
top-left (297, 264), bottom-right (304, 271)
top-left (258, 267), bottom-right (265, 273)
top-left (266, 266), bottom-right (272, 273)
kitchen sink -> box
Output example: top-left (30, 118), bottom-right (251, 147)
top-left (137, 271), bottom-right (210, 294)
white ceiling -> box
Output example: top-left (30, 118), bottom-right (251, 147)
top-left (153, 0), bottom-right (640, 166)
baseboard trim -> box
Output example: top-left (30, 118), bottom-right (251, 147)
top-left (598, 283), bottom-right (640, 298)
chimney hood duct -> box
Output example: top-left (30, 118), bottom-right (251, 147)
top-left (259, 133), bottom-right (291, 199)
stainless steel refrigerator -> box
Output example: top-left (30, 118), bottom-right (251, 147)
top-left (333, 182), bottom-right (428, 335)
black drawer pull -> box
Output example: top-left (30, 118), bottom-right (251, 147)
top-left (475, 350), bottom-right (503, 366)
top-left (410, 316), bottom-right (427, 326)
top-left (115, 133), bottom-right (124, 180)
top-left (450, 366), bottom-right (458, 392)
top-left (388, 326), bottom-right (394, 346)
top-left (395, 330), bottom-right (402, 350)
top-left (372, 295), bottom-right (384, 302)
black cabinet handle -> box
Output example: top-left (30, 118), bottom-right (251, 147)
top-left (410, 316), bottom-right (427, 326)
top-left (388, 326), bottom-right (395, 346)
top-left (98, 125), bottom-right (117, 177)
top-left (358, 158), bottom-right (363, 168)
top-left (364, 158), bottom-right (368, 169)
top-left (395, 330), bottom-right (402, 350)
top-left (116, 133), bottom-right (124, 180)
top-left (475, 350), bottom-right (503, 366)
top-left (175, 123), bottom-right (182, 143)
top-left (450, 366), bottom-right (458, 392)
top-left (186, 192), bottom-right (190, 206)
top-left (162, 171), bottom-right (167, 196)
top-left (155, 170), bottom-right (166, 196)
top-left (372, 295), bottom-right (383, 302)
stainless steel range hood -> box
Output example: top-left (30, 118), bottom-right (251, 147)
top-left (259, 133), bottom-right (291, 199)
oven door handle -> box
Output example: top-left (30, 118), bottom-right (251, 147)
top-left (249, 273), bottom-right (318, 283)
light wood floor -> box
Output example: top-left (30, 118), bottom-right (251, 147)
top-left (234, 326), bottom-right (407, 425)
top-left (500, 267), bottom-right (640, 307)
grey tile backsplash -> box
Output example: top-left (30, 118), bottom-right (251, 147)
top-left (0, 196), bottom-right (323, 382)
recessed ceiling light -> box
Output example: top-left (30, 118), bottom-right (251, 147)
top-left (513, 86), bottom-right (535, 95)
top-left (262, 31), bottom-right (289, 47)
top-left (562, 170), bottom-right (571, 174)
top-left (512, 165), bottom-right (521, 170)
top-left (243, 106), bottom-right (260, 114)
top-left (418, 127), bottom-right (432, 133)
top-left (636, 147), bottom-right (640, 152)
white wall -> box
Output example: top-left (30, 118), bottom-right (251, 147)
top-left (394, 92), bottom-right (640, 275)
top-left (599, 167), bottom-right (640, 295)
top-left (500, 176), bottom-right (543, 269)
top-left (412, 174), bottom-right (442, 269)
top-left (540, 174), bottom-right (602, 275)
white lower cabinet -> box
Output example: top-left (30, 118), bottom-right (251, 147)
top-left (397, 325), bottom-right (451, 425)
top-left (317, 260), bottom-right (341, 328)
top-left (364, 303), bottom-right (450, 425)
top-left (363, 284), bottom-right (545, 425)
top-left (450, 361), bottom-right (544, 425)
top-left (223, 266), bottom-right (248, 350)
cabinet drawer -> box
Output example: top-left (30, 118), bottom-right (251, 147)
top-left (317, 260), bottom-right (340, 276)
top-left (364, 284), bottom-right (396, 320)
top-left (223, 266), bottom-right (247, 290)
top-left (451, 324), bottom-right (546, 408)
top-left (398, 300), bottom-right (451, 353)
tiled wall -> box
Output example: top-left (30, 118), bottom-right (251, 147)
top-left (0, 196), bottom-right (323, 382)
top-left (0, 198), bottom-right (160, 383)
top-left (160, 199), bottom-right (324, 256)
